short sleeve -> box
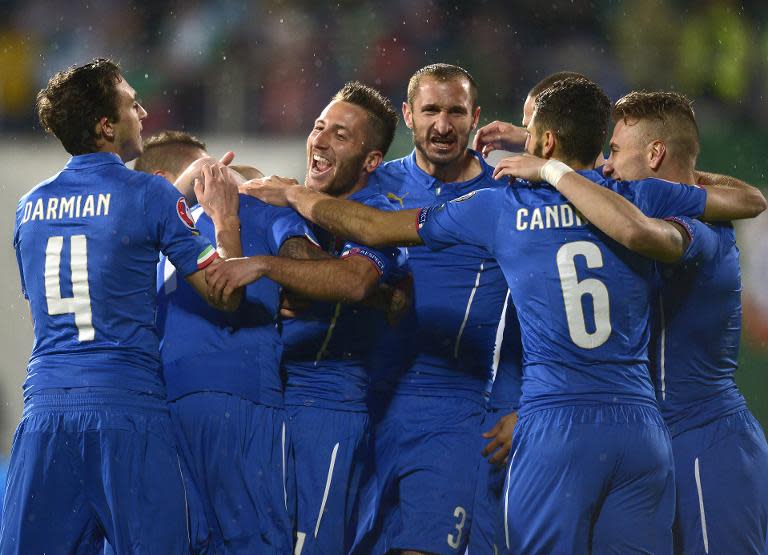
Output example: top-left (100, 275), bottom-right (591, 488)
top-left (265, 206), bottom-right (318, 256)
top-left (664, 216), bottom-right (721, 265)
top-left (631, 178), bottom-right (707, 219)
top-left (339, 193), bottom-right (409, 282)
top-left (143, 175), bottom-right (216, 277)
top-left (417, 188), bottom-right (502, 253)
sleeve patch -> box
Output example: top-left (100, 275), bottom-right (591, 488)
top-left (176, 197), bottom-right (199, 233)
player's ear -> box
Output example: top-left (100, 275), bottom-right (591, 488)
top-left (542, 130), bottom-right (556, 158)
top-left (648, 140), bottom-right (666, 171)
top-left (471, 106), bottom-right (481, 131)
top-left (402, 102), bottom-right (413, 130)
top-left (96, 116), bottom-right (114, 142)
top-left (363, 150), bottom-right (383, 174)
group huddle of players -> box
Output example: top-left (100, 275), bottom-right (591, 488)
top-left (5, 58), bottom-right (768, 554)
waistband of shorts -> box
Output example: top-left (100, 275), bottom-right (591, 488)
top-left (23, 390), bottom-right (169, 415)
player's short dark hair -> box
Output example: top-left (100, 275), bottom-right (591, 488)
top-left (134, 130), bottom-right (207, 176)
top-left (407, 63), bottom-right (478, 109)
top-left (529, 71), bottom-right (589, 97)
top-left (36, 58), bottom-right (123, 155)
top-left (332, 81), bottom-right (398, 156)
top-left (533, 77), bottom-right (611, 166)
top-left (613, 90), bottom-right (700, 163)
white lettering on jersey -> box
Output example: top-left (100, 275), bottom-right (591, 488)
top-left (22, 193), bottom-right (111, 223)
top-left (515, 203), bottom-right (589, 231)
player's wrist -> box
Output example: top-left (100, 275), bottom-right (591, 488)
top-left (213, 215), bottom-right (241, 232)
top-left (540, 160), bottom-right (574, 187)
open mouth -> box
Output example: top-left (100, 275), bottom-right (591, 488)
top-left (310, 152), bottom-right (334, 177)
top-left (430, 136), bottom-right (456, 151)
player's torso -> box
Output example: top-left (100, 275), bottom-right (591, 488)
top-left (281, 190), bottom-right (398, 411)
top-left (15, 157), bottom-right (167, 396)
top-left (157, 199), bottom-right (285, 406)
top-left (651, 223), bottom-right (746, 434)
top-left (487, 293), bottom-right (523, 412)
top-left (496, 185), bottom-right (657, 413)
top-left (370, 153), bottom-right (510, 402)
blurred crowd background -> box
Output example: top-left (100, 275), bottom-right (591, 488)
top-left (0, 0), bottom-right (767, 453)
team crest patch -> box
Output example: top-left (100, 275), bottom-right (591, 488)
top-left (452, 190), bottom-right (478, 203)
top-left (176, 197), bottom-right (197, 231)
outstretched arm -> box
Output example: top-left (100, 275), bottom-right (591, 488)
top-left (239, 176), bottom-right (424, 247)
top-left (695, 170), bottom-right (767, 221)
top-left (495, 155), bottom-right (689, 263)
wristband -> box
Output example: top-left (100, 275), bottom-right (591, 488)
top-left (540, 159), bottom-right (574, 187)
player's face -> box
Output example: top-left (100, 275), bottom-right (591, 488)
top-left (522, 94), bottom-right (536, 127)
top-left (604, 119), bottom-right (652, 181)
top-left (404, 76), bottom-right (479, 167)
top-left (306, 100), bottom-right (370, 197)
top-left (524, 111), bottom-right (545, 158)
top-left (111, 78), bottom-right (147, 163)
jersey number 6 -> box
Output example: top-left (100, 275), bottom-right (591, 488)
top-left (556, 241), bottom-right (611, 349)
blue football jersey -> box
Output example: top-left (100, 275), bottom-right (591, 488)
top-left (12, 153), bottom-right (214, 399)
top-left (157, 195), bottom-right (315, 407)
top-left (418, 170), bottom-right (707, 414)
top-left (281, 186), bottom-right (408, 412)
top-left (366, 150), bottom-right (510, 404)
top-left (650, 217), bottom-right (746, 436)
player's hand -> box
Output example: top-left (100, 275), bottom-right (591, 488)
top-left (174, 152), bottom-right (236, 191)
top-left (195, 163), bottom-right (240, 225)
top-left (472, 121), bottom-right (528, 157)
top-left (493, 154), bottom-right (547, 182)
top-left (239, 175), bottom-right (301, 207)
top-left (481, 411), bottom-right (518, 466)
top-left (205, 257), bottom-right (267, 302)
top-left (279, 291), bottom-right (312, 319)
top-left (386, 274), bottom-right (413, 326)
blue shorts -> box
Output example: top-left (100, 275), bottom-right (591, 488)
top-left (169, 393), bottom-right (293, 554)
top-left (289, 405), bottom-right (370, 555)
top-left (363, 395), bottom-right (484, 555)
top-left (469, 408), bottom-right (510, 554)
top-left (671, 409), bottom-right (768, 555)
top-left (0, 392), bottom-right (189, 555)
top-left (503, 404), bottom-right (675, 554)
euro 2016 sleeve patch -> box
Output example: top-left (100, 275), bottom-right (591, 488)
top-left (176, 197), bottom-right (199, 234)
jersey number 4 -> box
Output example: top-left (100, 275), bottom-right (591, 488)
top-left (45, 235), bottom-right (94, 342)
top-left (556, 241), bottom-right (611, 349)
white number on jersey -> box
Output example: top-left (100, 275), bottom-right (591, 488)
top-left (447, 505), bottom-right (467, 548)
top-left (45, 235), bottom-right (94, 342)
top-left (556, 241), bottom-right (611, 349)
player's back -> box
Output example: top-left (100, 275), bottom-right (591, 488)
top-left (651, 222), bottom-right (746, 435)
top-left (157, 195), bottom-right (307, 407)
top-left (418, 169), bottom-right (707, 414)
top-left (368, 150), bottom-right (509, 403)
top-left (13, 152), bottom-right (212, 399)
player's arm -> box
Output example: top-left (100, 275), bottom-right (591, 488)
top-left (495, 154), bottom-right (689, 263)
top-left (186, 164), bottom-right (244, 310)
top-left (472, 120), bottom-right (528, 157)
top-left (239, 176), bottom-right (423, 247)
top-left (205, 251), bottom-right (381, 304)
top-left (695, 170), bottom-right (767, 221)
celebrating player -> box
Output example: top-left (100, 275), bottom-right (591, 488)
top-left (206, 81), bottom-right (408, 554)
top-left (5, 59), bottom-right (241, 554)
top-left (136, 130), bottom-right (319, 553)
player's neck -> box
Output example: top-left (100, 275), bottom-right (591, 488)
top-left (657, 164), bottom-right (696, 186)
top-left (334, 176), bottom-right (368, 200)
top-left (415, 149), bottom-right (481, 184)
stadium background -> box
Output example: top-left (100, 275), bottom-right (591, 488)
top-left (0, 0), bottom-right (767, 454)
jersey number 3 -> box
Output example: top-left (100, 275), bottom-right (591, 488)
top-left (45, 235), bottom-right (94, 342)
top-left (556, 241), bottom-right (611, 349)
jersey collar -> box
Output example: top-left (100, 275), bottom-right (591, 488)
top-left (64, 152), bottom-right (125, 170)
top-left (403, 149), bottom-right (493, 192)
